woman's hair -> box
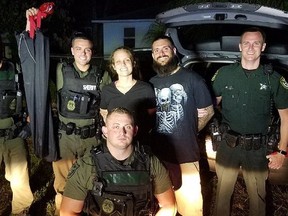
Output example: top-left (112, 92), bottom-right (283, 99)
top-left (108, 46), bottom-right (142, 80)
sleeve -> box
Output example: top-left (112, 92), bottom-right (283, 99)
top-left (272, 75), bottom-right (288, 109)
top-left (56, 62), bottom-right (64, 91)
top-left (100, 70), bottom-right (112, 90)
top-left (7, 61), bottom-right (16, 79)
top-left (144, 82), bottom-right (156, 109)
top-left (150, 155), bottom-right (172, 195)
top-left (63, 157), bottom-right (94, 200)
top-left (193, 74), bottom-right (213, 109)
top-left (212, 68), bottom-right (225, 97)
top-left (100, 85), bottom-right (109, 109)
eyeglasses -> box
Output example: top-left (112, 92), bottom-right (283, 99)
top-left (152, 46), bottom-right (173, 54)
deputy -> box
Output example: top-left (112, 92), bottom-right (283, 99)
top-left (60, 107), bottom-right (177, 216)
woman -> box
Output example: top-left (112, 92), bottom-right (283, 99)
top-left (100, 46), bottom-right (156, 144)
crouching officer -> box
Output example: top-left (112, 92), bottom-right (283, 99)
top-left (0, 55), bottom-right (34, 214)
top-left (60, 107), bottom-right (176, 216)
top-left (50, 31), bottom-right (111, 215)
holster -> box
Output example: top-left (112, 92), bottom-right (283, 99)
top-left (223, 131), bottom-right (238, 148)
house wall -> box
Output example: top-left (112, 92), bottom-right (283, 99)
top-left (102, 20), bottom-right (154, 58)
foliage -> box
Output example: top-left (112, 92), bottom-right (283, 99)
top-left (0, 0), bottom-right (88, 59)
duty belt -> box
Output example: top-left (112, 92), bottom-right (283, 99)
top-left (59, 121), bottom-right (96, 139)
top-left (225, 130), bottom-right (266, 151)
top-left (0, 128), bottom-right (18, 139)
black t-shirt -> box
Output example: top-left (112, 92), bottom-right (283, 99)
top-left (150, 67), bottom-right (212, 163)
top-left (100, 80), bottom-right (156, 138)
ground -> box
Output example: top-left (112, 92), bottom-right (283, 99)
top-left (0, 140), bottom-right (288, 216)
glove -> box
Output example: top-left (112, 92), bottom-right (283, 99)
top-left (18, 123), bottom-right (32, 139)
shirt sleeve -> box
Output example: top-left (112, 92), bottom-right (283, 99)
top-left (150, 155), bottom-right (172, 195)
top-left (100, 85), bottom-right (109, 109)
top-left (192, 74), bottom-right (213, 109)
top-left (100, 70), bottom-right (112, 90)
top-left (63, 157), bottom-right (95, 200)
top-left (212, 69), bottom-right (224, 97)
top-left (56, 63), bottom-right (64, 91)
top-left (272, 75), bottom-right (288, 109)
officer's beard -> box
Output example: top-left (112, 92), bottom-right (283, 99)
top-left (152, 55), bottom-right (179, 77)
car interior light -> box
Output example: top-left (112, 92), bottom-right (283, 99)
top-left (215, 14), bottom-right (226, 20)
top-left (198, 4), bottom-right (211, 9)
top-left (230, 4), bottom-right (243, 9)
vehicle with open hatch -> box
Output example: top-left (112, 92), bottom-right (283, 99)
top-left (155, 2), bottom-right (288, 185)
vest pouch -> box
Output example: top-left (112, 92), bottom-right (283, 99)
top-left (80, 125), bottom-right (90, 139)
top-left (60, 90), bottom-right (89, 115)
top-left (0, 91), bottom-right (17, 118)
top-left (99, 192), bottom-right (134, 216)
top-left (66, 122), bottom-right (75, 135)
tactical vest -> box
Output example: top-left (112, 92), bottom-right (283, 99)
top-left (58, 64), bottom-right (101, 119)
top-left (84, 144), bottom-right (156, 216)
top-left (0, 61), bottom-right (22, 118)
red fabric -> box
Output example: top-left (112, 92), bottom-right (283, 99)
top-left (29, 2), bottom-right (55, 39)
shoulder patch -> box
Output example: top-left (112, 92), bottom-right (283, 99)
top-left (280, 76), bottom-right (288, 89)
top-left (211, 70), bottom-right (219, 82)
top-left (67, 162), bottom-right (80, 179)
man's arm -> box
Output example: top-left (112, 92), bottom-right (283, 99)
top-left (267, 108), bottom-right (288, 169)
top-left (99, 70), bottom-right (112, 90)
top-left (25, 7), bottom-right (38, 31)
top-left (198, 104), bottom-right (214, 131)
top-left (155, 188), bottom-right (177, 216)
top-left (100, 108), bottom-right (108, 123)
top-left (60, 196), bottom-right (84, 216)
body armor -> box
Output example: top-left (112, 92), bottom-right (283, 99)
top-left (84, 144), bottom-right (156, 216)
top-left (0, 61), bottom-right (22, 118)
top-left (58, 64), bottom-right (101, 119)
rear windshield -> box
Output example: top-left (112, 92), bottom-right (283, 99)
top-left (177, 24), bottom-right (288, 54)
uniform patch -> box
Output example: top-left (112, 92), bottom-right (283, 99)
top-left (102, 199), bottom-right (114, 213)
top-left (211, 70), bottom-right (219, 82)
top-left (67, 100), bottom-right (76, 111)
top-left (67, 162), bottom-right (80, 179)
top-left (259, 83), bottom-right (268, 90)
top-left (280, 76), bottom-right (288, 89)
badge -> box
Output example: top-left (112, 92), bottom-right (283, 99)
top-left (280, 76), bottom-right (288, 89)
top-left (67, 100), bottom-right (76, 111)
top-left (67, 162), bottom-right (80, 179)
top-left (102, 199), bottom-right (114, 214)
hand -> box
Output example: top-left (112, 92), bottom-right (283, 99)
top-left (18, 123), bottom-right (32, 139)
top-left (25, 7), bottom-right (38, 31)
top-left (266, 153), bottom-right (285, 169)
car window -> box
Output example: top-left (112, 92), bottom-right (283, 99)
top-left (177, 24), bottom-right (288, 54)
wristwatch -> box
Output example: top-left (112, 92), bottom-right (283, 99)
top-left (277, 149), bottom-right (287, 156)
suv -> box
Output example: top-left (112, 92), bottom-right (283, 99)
top-left (156, 2), bottom-right (288, 185)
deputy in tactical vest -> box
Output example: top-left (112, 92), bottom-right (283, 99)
top-left (0, 55), bottom-right (34, 215)
top-left (52, 30), bottom-right (111, 214)
top-left (60, 107), bottom-right (176, 216)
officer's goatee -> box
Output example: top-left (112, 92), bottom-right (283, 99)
top-left (152, 55), bottom-right (179, 77)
